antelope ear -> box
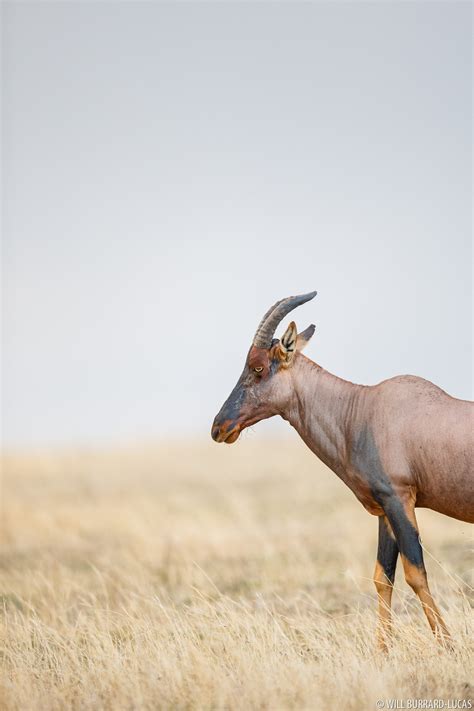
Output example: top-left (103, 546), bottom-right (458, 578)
top-left (278, 321), bottom-right (298, 362)
top-left (296, 324), bottom-right (315, 351)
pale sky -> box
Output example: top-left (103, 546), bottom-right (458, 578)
top-left (2, 1), bottom-right (472, 448)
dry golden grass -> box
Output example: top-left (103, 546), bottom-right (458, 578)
top-left (1, 438), bottom-right (473, 710)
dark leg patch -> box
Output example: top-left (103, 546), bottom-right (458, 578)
top-left (377, 516), bottom-right (399, 584)
top-left (352, 426), bottom-right (423, 568)
top-left (383, 497), bottom-right (424, 568)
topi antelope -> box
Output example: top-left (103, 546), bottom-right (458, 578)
top-left (211, 291), bottom-right (473, 649)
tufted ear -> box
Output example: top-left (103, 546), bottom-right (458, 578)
top-left (279, 322), bottom-right (315, 363)
top-left (296, 324), bottom-right (315, 351)
top-left (278, 321), bottom-right (298, 363)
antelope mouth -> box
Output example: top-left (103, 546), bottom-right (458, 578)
top-left (220, 416), bottom-right (261, 443)
top-left (222, 428), bottom-right (240, 444)
top-left (212, 423), bottom-right (242, 444)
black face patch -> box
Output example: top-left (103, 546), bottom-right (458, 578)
top-left (352, 426), bottom-right (424, 568)
top-left (215, 369), bottom-right (249, 425)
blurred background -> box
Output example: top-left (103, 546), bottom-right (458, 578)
top-left (2, 6), bottom-right (473, 708)
top-left (2, 0), bottom-right (472, 449)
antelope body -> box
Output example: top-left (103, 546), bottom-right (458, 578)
top-left (211, 292), bottom-right (474, 649)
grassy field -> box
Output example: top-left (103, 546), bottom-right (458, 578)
top-left (1, 438), bottom-right (472, 710)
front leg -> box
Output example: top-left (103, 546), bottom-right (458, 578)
top-left (382, 493), bottom-right (451, 645)
top-left (374, 515), bottom-right (399, 651)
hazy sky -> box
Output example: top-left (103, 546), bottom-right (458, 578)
top-left (2, 1), bottom-right (472, 448)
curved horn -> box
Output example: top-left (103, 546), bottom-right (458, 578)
top-left (253, 291), bottom-right (317, 348)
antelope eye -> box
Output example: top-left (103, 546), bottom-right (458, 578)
top-left (254, 366), bottom-right (263, 373)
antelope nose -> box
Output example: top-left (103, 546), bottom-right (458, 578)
top-left (211, 423), bottom-right (221, 441)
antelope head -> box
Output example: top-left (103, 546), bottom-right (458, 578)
top-left (211, 291), bottom-right (317, 443)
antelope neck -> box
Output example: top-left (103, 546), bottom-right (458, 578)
top-left (282, 354), bottom-right (364, 476)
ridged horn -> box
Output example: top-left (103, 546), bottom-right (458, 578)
top-left (252, 291), bottom-right (317, 348)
